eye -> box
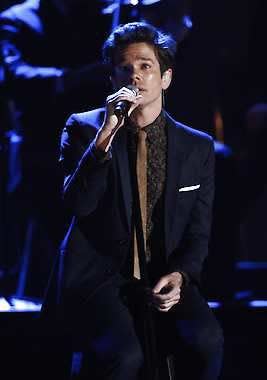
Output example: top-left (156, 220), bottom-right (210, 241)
top-left (142, 63), bottom-right (151, 70)
top-left (117, 65), bottom-right (131, 74)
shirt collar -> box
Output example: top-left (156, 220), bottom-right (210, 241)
top-left (126, 111), bottom-right (166, 135)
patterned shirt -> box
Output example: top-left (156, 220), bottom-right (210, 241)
top-left (127, 111), bottom-right (167, 282)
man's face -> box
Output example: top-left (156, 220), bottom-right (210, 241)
top-left (112, 42), bottom-right (172, 110)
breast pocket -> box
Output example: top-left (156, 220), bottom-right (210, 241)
top-left (175, 182), bottom-right (200, 221)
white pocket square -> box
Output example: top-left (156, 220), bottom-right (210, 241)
top-left (179, 184), bottom-right (200, 192)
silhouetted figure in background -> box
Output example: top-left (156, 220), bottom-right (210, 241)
top-left (202, 139), bottom-right (239, 302)
top-left (139, 0), bottom-right (192, 44)
top-left (0, 0), bottom-right (112, 297)
top-left (238, 103), bottom-right (267, 262)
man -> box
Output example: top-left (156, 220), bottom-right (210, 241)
top-left (0, 0), bottom-right (111, 297)
top-left (43, 21), bottom-right (223, 380)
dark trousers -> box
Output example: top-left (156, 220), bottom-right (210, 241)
top-left (66, 275), bottom-right (224, 380)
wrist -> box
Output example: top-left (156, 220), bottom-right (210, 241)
top-left (95, 121), bottom-right (121, 152)
top-left (90, 141), bottom-right (112, 162)
top-left (169, 271), bottom-right (187, 287)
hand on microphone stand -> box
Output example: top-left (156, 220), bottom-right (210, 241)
top-left (95, 85), bottom-right (142, 152)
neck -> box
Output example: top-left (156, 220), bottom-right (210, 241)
top-left (130, 104), bottom-right (163, 128)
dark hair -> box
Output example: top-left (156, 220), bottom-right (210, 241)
top-left (102, 22), bottom-right (177, 75)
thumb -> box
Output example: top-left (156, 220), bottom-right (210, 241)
top-left (152, 277), bottom-right (169, 294)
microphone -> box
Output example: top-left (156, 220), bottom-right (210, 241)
top-left (114, 85), bottom-right (139, 118)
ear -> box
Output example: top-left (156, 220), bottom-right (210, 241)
top-left (161, 69), bottom-right (172, 90)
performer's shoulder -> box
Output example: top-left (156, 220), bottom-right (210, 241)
top-left (166, 112), bottom-right (213, 145)
top-left (65, 108), bottom-right (105, 132)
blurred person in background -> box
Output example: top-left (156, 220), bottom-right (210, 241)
top-left (0, 0), bottom-right (112, 297)
top-left (238, 103), bottom-right (267, 262)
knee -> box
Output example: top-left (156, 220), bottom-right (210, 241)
top-left (93, 337), bottom-right (144, 372)
top-left (115, 341), bottom-right (144, 372)
top-left (177, 319), bottom-right (224, 360)
top-left (192, 324), bottom-right (224, 360)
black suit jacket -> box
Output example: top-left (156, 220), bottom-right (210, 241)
top-left (43, 108), bottom-right (215, 307)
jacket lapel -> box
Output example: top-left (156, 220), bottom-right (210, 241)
top-left (113, 128), bottom-right (132, 232)
top-left (113, 113), bottom-right (188, 242)
top-left (164, 113), bottom-right (187, 253)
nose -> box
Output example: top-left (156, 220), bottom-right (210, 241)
top-left (130, 66), bottom-right (141, 86)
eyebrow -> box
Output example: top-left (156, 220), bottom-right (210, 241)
top-left (137, 57), bottom-right (154, 62)
top-left (118, 57), bottom-right (154, 65)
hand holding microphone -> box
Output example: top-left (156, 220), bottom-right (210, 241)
top-left (95, 85), bottom-right (142, 152)
top-left (113, 85), bottom-right (140, 118)
top-left (107, 85), bottom-right (141, 121)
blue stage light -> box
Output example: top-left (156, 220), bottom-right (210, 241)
top-left (248, 300), bottom-right (267, 308)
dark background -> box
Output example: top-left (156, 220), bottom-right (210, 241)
top-left (0, 0), bottom-right (266, 299)
top-left (0, 2), bottom-right (266, 380)
top-left (0, 0), bottom-right (267, 298)
top-left (1, 0), bottom-right (266, 148)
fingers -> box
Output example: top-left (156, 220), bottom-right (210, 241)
top-left (152, 277), bottom-right (169, 294)
top-left (103, 87), bottom-right (142, 131)
top-left (98, 86), bottom-right (143, 147)
top-left (106, 86), bottom-right (142, 113)
top-left (153, 287), bottom-right (181, 302)
top-left (148, 272), bottom-right (185, 313)
top-left (154, 298), bottom-right (180, 313)
top-left (152, 272), bottom-right (182, 294)
top-left (152, 289), bottom-right (181, 306)
top-left (147, 286), bottom-right (181, 313)
top-left (157, 284), bottom-right (179, 299)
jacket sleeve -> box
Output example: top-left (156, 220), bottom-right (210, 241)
top-left (60, 113), bottom-right (112, 217)
top-left (167, 137), bottom-right (215, 285)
